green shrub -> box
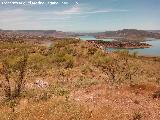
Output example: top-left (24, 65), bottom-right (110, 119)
top-left (52, 52), bottom-right (66, 64)
top-left (21, 89), bottom-right (37, 99)
top-left (28, 53), bottom-right (51, 71)
top-left (75, 77), bottom-right (98, 88)
top-left (54, 39), bottom-right (80, 48)
top-left (63, 46), bottom-right (76, 55)
top-left (63, 54), bottom-right (74, 68)
top-left (91, 51), bottom-right (111, 67)
top-left (49, 84), bottom-right (70, 96)
top-left (22, 89), bottom-right (52, 102)
top-left (81, 65), bottom-right (92, 74)
top-left (52, 53), bottom-right (74, 68)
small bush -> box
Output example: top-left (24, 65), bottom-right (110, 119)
top-left (88, 47), bottom-right (97, 55)
top-left (63, 54), bottom-right (74, 68)
top-left (63, 46), bottom-right (77, 56)
top-left (91, 51), bottom-right (111, 67)
top-left (28, 53), bottom-right (50, 71)
top-left (22, 89), bottom-right (52, 102)
top-left (152, 90), bottom-right (160, 99)
top-left (75, 77), bottom-right (98, 88)
top-left (132, 111), bottom-right (142, 120)
top-left (21, 89), bottom-right (37, 99)
top-left (38, 92), bottom-right (52, 101)
top-left (49, 84), bottom-right (70, 96)
top-left (54, 39), bottom-right (80, 48)
top-left (52, 52), bottom-right (66, 64)
top-left (52, 53), bottom-right (74, 68)
top-left (55, 87), bottom-right (70, 96)
top-left (81, 65), bottom-right (92, 74)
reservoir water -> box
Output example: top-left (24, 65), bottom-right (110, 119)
top-left (79, 36), bottom-right (160, 56)
top-left (79, 36), bottom-right (114, 41)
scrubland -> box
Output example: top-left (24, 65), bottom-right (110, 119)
top-left (0, 39), bottom-right (160, 120)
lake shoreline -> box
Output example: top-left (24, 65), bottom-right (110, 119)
top-left (80, 36), bottom-right (160, 56)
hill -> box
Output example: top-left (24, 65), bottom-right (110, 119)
top-left (0, 30), bottom-right (71, 38)
top-left (94, 29), bottom-right (160, 41)
top-left (1, 29), bottom-right (160, 41)
top-left (147, 30), bottom-right (160, 33)
top-left (0, 38), bottom-right (160, 120)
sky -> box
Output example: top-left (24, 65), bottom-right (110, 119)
top-left (0, 0), bottom-right (160, 32)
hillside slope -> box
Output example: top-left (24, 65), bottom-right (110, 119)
top-left (0, 39), bottom-right (160, 120)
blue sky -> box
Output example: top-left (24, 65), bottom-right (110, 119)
top-left (0, 0), bottom-right (160, 32)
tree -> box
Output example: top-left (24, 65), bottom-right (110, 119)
top-left (14, 52), bottom-right (28, 97)
top-left (2, 61), bottom-right (12, 99)
top-left (1, 52), bottom-right (28, 100)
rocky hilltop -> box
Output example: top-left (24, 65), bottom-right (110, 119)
top-left (94, 29), bottom-right (160, 41)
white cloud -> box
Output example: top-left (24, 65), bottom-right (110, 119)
top-left (85, 9), bottom-right (128, 14)
top-left (0, 5), bottom-right (128, 30)
top-left (0, 5), bottom-right (128, 22)
top-left (54, 6), bottom-right (81, 15)
top-left (52, 6), bottom-right (128, 15)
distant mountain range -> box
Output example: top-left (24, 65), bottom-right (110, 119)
top-left (89, 29), bottom-right (160, 41)
top-left (147, 30), bottom-right (160, 33)
top-left (0, 30), bottom-right (74, 38)
top-left (0, 29), bottom-right (160, 40)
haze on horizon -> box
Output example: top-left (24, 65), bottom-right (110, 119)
top-left (0, 0), bottom-right (160, 32)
